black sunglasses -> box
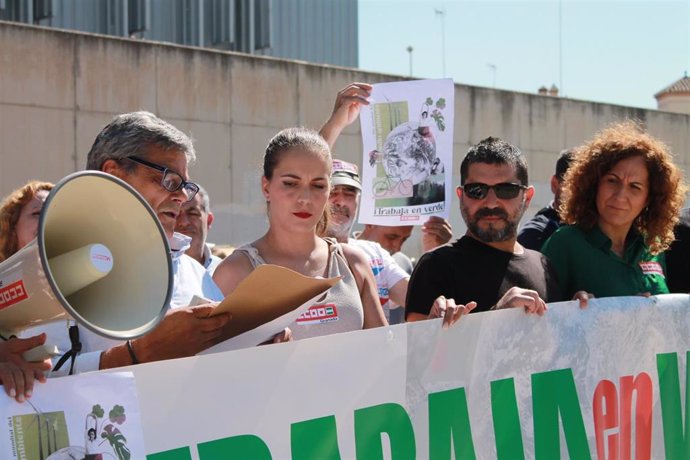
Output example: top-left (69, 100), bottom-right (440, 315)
top-left (462, 182), bottom-right (527, 200)
top-left (127, 157), bottom-right (200, 202)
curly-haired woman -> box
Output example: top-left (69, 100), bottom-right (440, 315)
top-left (542, 121), bottom-right (687, 299)
top-left (0, 180), bottom-right (53, 262)
top-left (0, 180), bottom-right (55, 401)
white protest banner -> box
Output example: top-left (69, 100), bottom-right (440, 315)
top-left (5, 295), bottom-right (690, 459)
top-left (358, 79), bottom-right (454, 226)
top-left (0, 372), bottom-right (145, 460)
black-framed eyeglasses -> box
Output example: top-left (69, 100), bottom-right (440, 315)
top-left (462, 182), bottom-right (527, 200)
top-left (127, 157), bottom-right (200, 202)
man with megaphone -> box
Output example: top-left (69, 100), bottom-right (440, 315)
top-left (19, 111), bottom-right (232, 377)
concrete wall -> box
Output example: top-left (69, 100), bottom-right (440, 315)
top-left (2, 21), bottom-right (690, 259)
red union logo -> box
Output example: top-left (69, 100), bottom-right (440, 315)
top-left (296, 304), bottom-right (338, 325)
top-left (0, 280), bottom-right (29, 310)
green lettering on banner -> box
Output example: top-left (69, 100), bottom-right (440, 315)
top-left (491, 378), bottom-right (525, 460)
top-left (197, 434), bottom-right (272, 459)
top-left (292, 415), bottom-right (342, 460)
top-left (532, 368), bottom-right (591, 459)
top-left (147, 447), bottom-right (192, 460)
top-left (428, 387), bottom-right (476, 459)
top-left (657, 351), bottom-right (690, 459)
top-left (354, 403), bottom-right (416, 460)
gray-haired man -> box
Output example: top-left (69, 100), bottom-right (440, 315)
top-left (27, 111), bottom-right (230, 375)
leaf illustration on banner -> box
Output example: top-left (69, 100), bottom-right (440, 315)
top-left (87, 403), bottom-right (132, 460)
top-left (102, 424), bottom-right (131, 460)
top-left (92, 404), bottom-right (105, 418)
top-left (431, 109), bottom-right (446, 131)
top-left (109, 405), bottom-right (127, 424)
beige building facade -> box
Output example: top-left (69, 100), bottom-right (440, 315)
top-left (2, 21), bottom-right (689, 258)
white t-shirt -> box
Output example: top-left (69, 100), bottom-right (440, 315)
top-left (347, 238), bottom-right (409, 321)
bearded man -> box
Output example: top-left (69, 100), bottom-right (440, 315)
top-left (406, 137), bottom-right (563, 319)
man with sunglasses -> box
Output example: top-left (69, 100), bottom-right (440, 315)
top-left (34, 111), bottom-right (231, 376)
top-left (406, 137), bottom-right (562, 321)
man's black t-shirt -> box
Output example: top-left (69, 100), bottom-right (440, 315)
top-left (405, 235), bottom-right (562, 316)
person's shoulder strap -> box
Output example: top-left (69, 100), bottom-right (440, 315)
top-left (234, 244), bottom-right (264, 269)
top-left (323, 237), bottom-right (358, 281)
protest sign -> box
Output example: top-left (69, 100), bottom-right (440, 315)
top-left (0, 372), bottom-right (145, 460)
top-left (358, 79), bottom-right (455, 226)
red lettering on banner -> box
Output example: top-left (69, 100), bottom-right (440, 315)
top-left (593, 380), bottom-right (619, 460)
top-left (0, 280), bottom-right (28, 310)
top-left (593, 373), bottom-right (653, 460)
top-left (619, 374), bottom-right (653, 460)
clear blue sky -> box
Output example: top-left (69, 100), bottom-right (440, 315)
top-left (359, 0), bottom-right (689, 109)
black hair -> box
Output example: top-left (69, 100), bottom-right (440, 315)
top-left (460, 137), bottom-right (528, 185)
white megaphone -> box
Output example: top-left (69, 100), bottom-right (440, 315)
top-left (0, 171), bottom-right (173, 359)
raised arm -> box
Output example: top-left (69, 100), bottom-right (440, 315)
top-left (319, 82), bottom-right (372, 148)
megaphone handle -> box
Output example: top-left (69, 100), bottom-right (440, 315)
top-left (52, 325), bottom-right (82, 375)
top-left (22, 344), bottom-right (60, 362)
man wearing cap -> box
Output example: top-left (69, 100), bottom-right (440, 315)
top-left (329, 159), bottom-right (410, 324)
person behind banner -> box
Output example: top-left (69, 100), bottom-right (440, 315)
top-left (12, 112), bottom-right (231, 379)
top-left (0, 180), bottom-right (54, 262)
top-left (542, 122), bottom-right (687, 299)
top-left (406, 137), bottom-right (564, 322)
top-left (665, 208), bottom-right (690, 293)
top-left (0, 181), bottom-right (56, 401)
top-left (174, 184), bottom-right (223, 274)
top-left (213, 127), bottom-right (388, 340)
top-left (326, 160), bottom-right (410, 325)
top-left (517, 149), bottom-right (574, 250)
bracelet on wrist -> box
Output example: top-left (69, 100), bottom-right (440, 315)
top-left (126, 340), bottom-right (139, 365)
